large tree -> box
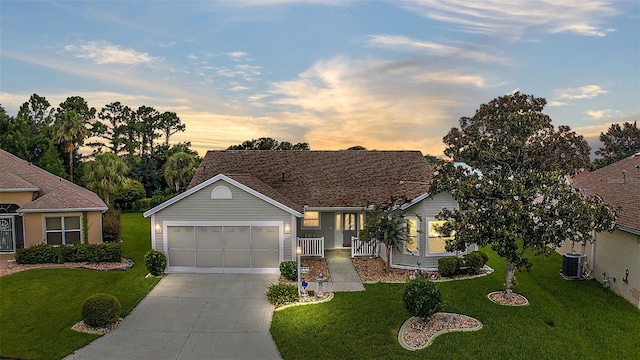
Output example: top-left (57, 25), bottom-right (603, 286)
top-left (593, 121), bottom-right (640, 169)
top-left (92, 102), bottom-right (133, 155)
top-left (433, 92), bottom-right (616, 297)
top-left (53, 110), bottom-right (89, 182)
top-left (83, 152), bottom-right (129, 206)
top-left (158, 111), bottom-right (185, 146)
top-left (163, 151), bottom-right (197, 192)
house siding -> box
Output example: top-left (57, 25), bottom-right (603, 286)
top-left (153, 179), bottom-right (293, 261)
top-left (296, 212), bottom-right (336, 249)
top-left (558, 229), bottom-right (640, 307)
top-left (392, 192), bottom-right (460, 269)
top-left (0, 191), bottom-right (34, 207)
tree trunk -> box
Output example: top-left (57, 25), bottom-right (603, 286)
top-left (505, 258), bottom-right (515, 299)
top-left (67, 143), bottom-right (74, 181)
top-left (385, 243), bottom-right (391, 274)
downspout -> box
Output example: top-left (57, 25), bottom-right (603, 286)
top-left (150, 214), bottom-right (156, 250)
top-left (590, 230), bottom-right (596, 272)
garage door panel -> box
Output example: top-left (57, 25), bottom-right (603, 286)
top-left (196, 249), bottom-right (223, 267)
top-left (169, 249), bottom-right (195, 267)
top-left (251, 226), bottom-right (279, 250)
top-left (251, 250), bottom-right (279, 268)
top-left (224, 250), bottom-right (251, 267)
top-left (224, 227), bottom-right (250, 249)
top-left (196, 226), bottom-right (223, 249)
top-left (168, 226), bottom-right (194, 248)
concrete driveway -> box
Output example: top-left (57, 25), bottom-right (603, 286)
top-left (65, 273), bottom-right (282, 360)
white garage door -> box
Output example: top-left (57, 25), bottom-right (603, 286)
top-left (166, 225), bottom-right (280, 273)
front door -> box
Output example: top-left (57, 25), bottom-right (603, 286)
top-left (342, 213), bottom-right (357, 247)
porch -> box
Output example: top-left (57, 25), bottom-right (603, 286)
top-left (295, 236), bottom-right (378, 258)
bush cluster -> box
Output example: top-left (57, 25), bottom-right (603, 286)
top-left (265, 282), bottom-right (299, 306)
top-left (144, 249), bottom-right (167, 276)
top-left (403, 278), bottom-right (442, 320)
top-left (15, 243), bottom-right (122, 264)
top-left (279, 261), bottom-right (298, 281)
top-left (82, 293), bottom-right (121, 328)
top-left (437, 251), bottom-right (488, 277)
top-left (438, 256), bottom-right (463, 277)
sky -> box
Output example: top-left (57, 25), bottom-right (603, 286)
top-left (1, 0), bottom-right (639, 158)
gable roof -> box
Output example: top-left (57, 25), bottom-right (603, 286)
top-left (573, 153), bottom-right (640, 234)
top-left (143, 173), bottom-right (302, 217)
top-left (188, 150), bottom-right (432, 212)
top-left (0, 149), bottom-right (107, 212)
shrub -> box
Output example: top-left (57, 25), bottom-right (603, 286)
top-left (82, 293), bottom-right (121, 328)
top-left (15, 244), bottom-right (60, 264)
top-left (112, 180), bottom-right (146, 211)
top-left (102, 209), bottom-right (122, 242)
top-left (438, 256), bottom-right (462, 277)
top-left (15, 243), bottom-right (122, 264)
top-left (266, 282), bottom-right (299, 306)
top-left (144, 250), bottom-right (167, 276)
top-left (279, 261), bottom-right (298, 281)
top-left (403, 278), bottom-right (442, 320)
top-left (463, 251), bottom-right (486, 274)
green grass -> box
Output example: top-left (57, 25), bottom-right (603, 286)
top-left (271, 248), bottom-right (640, 360)
top-left (0, 213), bottom-right (160, 360)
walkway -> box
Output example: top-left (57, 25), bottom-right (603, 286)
top-left (309, 249), bottom-right (365, 292)
top-left (65, 274), bottom-right (281, 360)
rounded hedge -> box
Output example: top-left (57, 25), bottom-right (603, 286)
top-left (438, 256), bottom-right (462, 277)
top-left (463, 251), bottom-right (486, 274)
top-left (144, 249), bottom-right (167, 276)
top-left (82, 293), bottom-right (121, 328)
top-left (403, 278), bottom-right (442, 320)
top-left (279, 261), bottom-right (298, 281)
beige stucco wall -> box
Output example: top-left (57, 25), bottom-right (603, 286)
top-left (0, 191), bottom-right (33, 207)
top-left (558, 229), bottom-right (640, 308)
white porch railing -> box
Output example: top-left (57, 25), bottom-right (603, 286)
top-left (296, 237), bottom-right (324, 257)
top-left (351, 236), bottom-right (378, 257)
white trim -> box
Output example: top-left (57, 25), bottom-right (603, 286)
top-left (150, 214), bottom-right (157, 250)
top-left (143, 174), bottom-right (302, 218)
top-left (19, 207), bottom-right (108, 213)
top-left (0, 188), bottom-right (39, 192)
top-left (162, 220), bottom-right (283, 274)
top-left (401, 192), bottom-right (430, 210)
top-left (304, 206), bottom-right (365, 212)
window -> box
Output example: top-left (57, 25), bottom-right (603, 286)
top-left (344, 213), bottom-right (356, 231)
top-left (335, 214), bottom-right (341, 231)
top-left (428, 220), bottom-right (454, 253)
top-left (404, 217), bottom-right (419, 254)
top-left (302, 211), bottom-right (320, 228)
top-left (46, 216), bottom-right (81, 245)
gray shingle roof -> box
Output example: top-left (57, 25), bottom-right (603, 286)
top-left (0, 149), bottom-right (107, 212)
top-left (189, 150), bottom-right (432, 212)
top-left (573, 153), bottom-right (640, 232)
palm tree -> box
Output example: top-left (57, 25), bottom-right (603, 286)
top-left (54, 110), bottom-right (89, 181)
top-left (83, 152), bottom-right (129, 205)
top-left (164, 152), bottom-right (196, 192)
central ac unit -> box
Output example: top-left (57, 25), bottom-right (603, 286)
top-left (561, 253), bottom-right (586, 279)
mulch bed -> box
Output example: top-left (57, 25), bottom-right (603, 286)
top-left (399, 313), bottom-right (483, 350)
top-left (488, 291), bottom-right (529, 306)
top-left (0, 258), bottom-right (134, 278)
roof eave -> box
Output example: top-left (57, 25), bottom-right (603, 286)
top-left (617, 225), bottom-right (640, 236)
top-left (18, 207), bottom-right (108, 213)
top-left (0, 188), bottom-right (39, 192)
top-left (400, 192), bottom-right (431, 210)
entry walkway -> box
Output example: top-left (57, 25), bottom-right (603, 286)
top-left (308, 249), bottom-right (365, 292)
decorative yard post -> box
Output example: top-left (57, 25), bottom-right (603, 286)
top-left (296, 246), bottom-right (302, 296)
top-left (316, 273), bottom-right (326, 298)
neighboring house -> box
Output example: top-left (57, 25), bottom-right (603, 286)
top-left (558, 153), bottom-right (640, 308)
top-left (143, 150), bottom-right (463, 274)
top-left (0, 149), bottom-right (108, 264)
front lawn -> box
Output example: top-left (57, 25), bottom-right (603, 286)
top-left (0, 213), bottom-right (159, 360)
top-left (271, 248), bottom-right (640, 360)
